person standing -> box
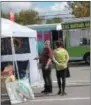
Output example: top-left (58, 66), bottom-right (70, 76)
top-left (53, 40), bottom-right (69, 95)
top-left (35, 40), bottom-right (53, 94)
top-left (58, 38), bottom-right (65, 48)
top-left (58, 39), bottom-right (70, 78)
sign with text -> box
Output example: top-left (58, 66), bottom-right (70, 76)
top-left (62, 21), bottom-right (90, 30)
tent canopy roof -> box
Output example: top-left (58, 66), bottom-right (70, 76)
top-left (1, 18), bottom-right (37, 38)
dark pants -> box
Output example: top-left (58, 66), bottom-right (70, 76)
top-left (56, 69), bottom-right (66, 93)
top-left (42, 65), bottom-right (52, 92)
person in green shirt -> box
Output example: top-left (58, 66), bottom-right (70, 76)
top-left (53, 40), bottom-right (69, 95)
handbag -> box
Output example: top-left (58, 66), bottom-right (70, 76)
top-left (65, 66), bottom-right (70, 78)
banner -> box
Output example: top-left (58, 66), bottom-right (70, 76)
top-left (10, 11), bottom-right (15, 22)
top-left (6, 79), bottom-right (35, 104)
top-left (37, 31), bottom-right (42, 41)
top-left (44, 31), bottom-right (51, 41)
top-left (62, 21), bottom-right (90, 30)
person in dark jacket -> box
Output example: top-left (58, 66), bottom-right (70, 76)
top-left (35, 40), bottom-right (53, 94)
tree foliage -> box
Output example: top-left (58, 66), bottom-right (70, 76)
top-left (68, 1), bottom-right (90, 17)
top-left (1, 10), bottom-right (43, 25)
top-left (1, 11), bottom-right (9, 19)
top-left (1, 9), bottom-right (63, 25)
top-left (18, 10), bottom-right (43, 25)
top-left (46, 17), bottom-right (62, 24)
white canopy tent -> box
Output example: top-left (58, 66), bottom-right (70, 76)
top-left (1, 18), bottom-right (42, 86)
top-left (1, 18), bottom-right (36, 38)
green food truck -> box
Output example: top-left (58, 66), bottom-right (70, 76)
top-left (62, 17), bottom-right (90, 64)
top-left (27, 17), bottom-right (90, 64)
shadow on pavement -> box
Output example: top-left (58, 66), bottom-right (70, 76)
top-left (1, 100), bottom-right (11, 105)
top-left (69, 61), bottom-right (89, 67)
top-left (34, 92), bottom-right (59, 97)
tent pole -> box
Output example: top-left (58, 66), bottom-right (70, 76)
top-left (11, 35), bottom-right (20, 80)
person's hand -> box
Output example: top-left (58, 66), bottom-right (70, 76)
top-left (59, 63), bottom-right (65, 68)
top-left (0, 71), bottom-right (7, 76)
top-left (45, 65), bottom-right (49, 70)
top-left (34, 57), bottom-right (38, 60)
top-left (0, 72), bottom-right (1, 75)
top-left (57, 63), bottom-right (61, 66)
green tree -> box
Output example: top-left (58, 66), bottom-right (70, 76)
top-left (1, 11), bottom-right (19, 23)
top-left (68, 1), bottom-right (90, 17)
top-left (46, 17), bottom-right (62, 24)
top-left (1, 10), bottom-right (43, 25)
top-left (18, 10), bottom-right (43, 25)
top-left (1, 11), bottom-right (9, 19)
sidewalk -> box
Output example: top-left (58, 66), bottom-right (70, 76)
top-left (1, 85), bottom-right (90, 105)
top-left (1, 65), bottom-right (90, 96)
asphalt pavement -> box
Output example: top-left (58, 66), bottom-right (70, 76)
top-left (1, 85), bottom-right (90, 105)
top-left (1, 62), bottom-right (90, 105)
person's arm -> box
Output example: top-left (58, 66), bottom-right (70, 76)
top-left (34, 55), bottom-right (42, 60)
top-left (34, 51), bottom-right (43, 61)
top-left (53, 56), bottom-right (65, 67)
top-left (46, 48), bottom-right (52, 65)
top-left (34, 57), bottom-right (39, 60)
top-left (46, 58), bottom-right (52, 66)
top-left (65, 49), bottom-right (69, 63)
top-left (52, 56), bottom-right (60, 65)
top-left (0, 71), bottom-right (9, 76)
top-left (52, 50), bottom-right (62, 66)
top-left (45, 48), bottom-right (53, 69)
